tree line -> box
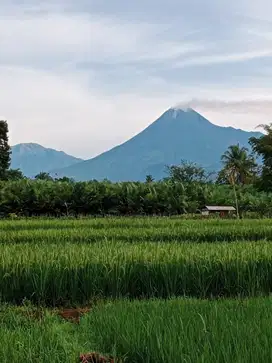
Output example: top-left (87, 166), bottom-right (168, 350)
top-left (0, 119), bottom-right (272, 217)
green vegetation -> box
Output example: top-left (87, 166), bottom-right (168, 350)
top-left (0, 120), bottom-right (11, 180)
top-left (1, 179), bottom-right (272, 217)
top-left (0, 305), bottom-right (83, 363)
top-left (0, 120), bottom-right (25, 182)
top-left (0, 218), bottom-right (271, 243)
top-left (0, 298), bottom-right (272, 363)
top-left (0, 213), bottom-right (272, 361)
top-left (83, 297), bottom-right (272, 363)
top-left (0, 218), bottom-right (271, 306)
top-left (219, 144), bottom-right (257, 185)
top-left (0, 298), bottom-right (271, 363)
top-left (1, 240), bottom-right (272, 304)
top-left (250, 123), bottom-right (272, 191)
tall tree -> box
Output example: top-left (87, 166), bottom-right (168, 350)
top-left (5, 169), bottom-right (25, 181)
top-left (145, 174), bottom-right (154, 183)
top-left (35, 172), bottom-right (54, 181)
top-left (166, 160), bottom-right (212, 184)
top-left (220, 144), bottom-right (257, 185)
top-left (0, 120), bottom-right (11, 179)
top-left (249, 123), bottom-right (272, 190)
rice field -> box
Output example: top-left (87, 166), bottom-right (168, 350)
top-left (0, 217), bottom-right (272, 362)
top-left (0, 218), bottom-right (271, 243)
top-left (1, 241), bottom-right (272, 304)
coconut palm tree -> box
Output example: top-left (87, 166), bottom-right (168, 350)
top-left (145, 174), bottom-right (154, 183)
top-left (220, 144), bottom-right (257, 218)
top-left (220, 144), bottom-right (257, 185)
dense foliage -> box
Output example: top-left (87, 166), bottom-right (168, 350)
top-left (250, 123), bottom-right (272, 191)
top-left (0, 178), bottom-right (272, 217)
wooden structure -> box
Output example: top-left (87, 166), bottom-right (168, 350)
top-left (201, 205), bottom-right (236, 217)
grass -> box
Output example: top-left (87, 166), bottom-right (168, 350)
top-left (0, 240), bottom-right (271, 304)
top-left (0, 304), bottom-right (84, 363)
top-left (83, 297), bottom-right (272, 363)
top-left (0, 297), bottom-right (271, 363)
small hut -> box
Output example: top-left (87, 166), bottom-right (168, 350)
top-left (201, 205), bottom-right (236, 217)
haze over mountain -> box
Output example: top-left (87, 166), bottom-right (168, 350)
top-left (11, 143), bottom-right (83, 177)
top-left (53, 108), bottom-right (262, 181)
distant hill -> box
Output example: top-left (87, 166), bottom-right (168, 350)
top-left (11, 143), bottom-right (83, 177)
top-left (50, 108), bottom-right (263, 181)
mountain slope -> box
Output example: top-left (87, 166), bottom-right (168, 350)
top-left (11, 143), bottom-right (83, 177)
top-left (53, 108), bottom-right (262, 181)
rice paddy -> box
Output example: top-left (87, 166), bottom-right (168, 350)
top-left (0, 217), bottom-right (271, 362)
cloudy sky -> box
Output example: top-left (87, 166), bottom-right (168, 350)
top-left (1, 0), bottom-right (272, 158)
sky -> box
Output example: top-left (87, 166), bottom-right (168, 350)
top-left (1, 0), bottom-right (272, 159)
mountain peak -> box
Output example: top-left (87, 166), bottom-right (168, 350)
top-left (161, 107), bottom-right (211, 127)
top-left (169, 106), bottom-right (195, 118)
top-left (170, 106), bottom-right (194, 112)
top-left (12, 143), bottom-right (44, 151)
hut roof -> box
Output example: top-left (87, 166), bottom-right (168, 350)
top-left (203, 206), bottom-right (236, 211)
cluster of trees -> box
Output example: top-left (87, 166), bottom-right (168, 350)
top-left (0, 119), bottom-right (272, 217)
top-left (1, 178), bottom-right (272, 217)
top-left (165, 126), bottom-right (272, 190)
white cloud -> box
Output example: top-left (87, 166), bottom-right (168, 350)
top-left (0, 10), bottom-right (204, 68)
top-left (0, 66), bottom-right (178, 158)
top-left (0, 13), bottom-right (144, 64)
top-left (1, 0), bottom-right (272, 158)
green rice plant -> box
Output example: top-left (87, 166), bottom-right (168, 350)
top-left (0, 218), bottom-right (271, 244)
top-left (82, 297), bottom-right (272, 363)
top-left (0, 217), bottom-right (271, 232)
top-left (0, 241), bottom-right (271, 304)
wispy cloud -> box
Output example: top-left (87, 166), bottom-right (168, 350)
top-left (175, 50), bottom-right (272, 68)
top-left (177, 99), bottom-right (272, 113)
top-left (175, 97), bottom-right (272, 131)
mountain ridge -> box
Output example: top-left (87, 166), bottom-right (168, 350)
top-left (11, 143), bottom-right (83, 177)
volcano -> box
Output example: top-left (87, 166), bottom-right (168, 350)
top-left (52, 108), bottom-right (261, 181)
